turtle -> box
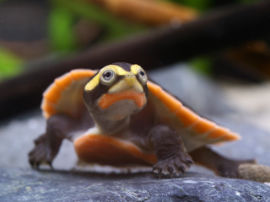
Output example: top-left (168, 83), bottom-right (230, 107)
top-left (29, 62), bottom-right (270, 181)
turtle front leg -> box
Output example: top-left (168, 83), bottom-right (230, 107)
top-left (148, 125), bottom-right (193, 177)
top-left (29, 114), bottom-right (80, 168)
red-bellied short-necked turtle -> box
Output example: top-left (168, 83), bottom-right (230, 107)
top-left (29, 62), bottom-right (270, 181)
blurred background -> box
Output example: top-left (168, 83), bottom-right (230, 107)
top-left (0, 0), bottom-right (270, 170)
top-left (1, 0), bottom-right (270, 118)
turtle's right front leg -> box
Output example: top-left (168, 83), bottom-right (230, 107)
top-left (28, 114), bottom-right (80, 168)
top-left (148, 125), bottom-right (193, 177)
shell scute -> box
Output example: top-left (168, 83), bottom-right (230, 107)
top-left (177, 107), bottom-right (199, 127)
top-left (54, 73), bottom-right (73, 89)
top-left (43, 84), bottom-right (62, 103)
top-left (41, 102), bottom-right (56, 119)
top-left (41, 69), bottom-right (95, 118)
top-left (191, 118), bottom-right (216, 134)
top-left (70, 69), bottom-right (94, 80)
top-left (147, 81), bottom-right (240, 151)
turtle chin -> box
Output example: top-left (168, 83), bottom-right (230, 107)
top-left (100, 99), bottom-right (145, 121)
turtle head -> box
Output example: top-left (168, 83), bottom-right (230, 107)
top-left (83, 63), bottom-right (148, 121)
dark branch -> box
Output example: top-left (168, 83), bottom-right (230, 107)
top-left (1, 1), bottom-right (270, 120)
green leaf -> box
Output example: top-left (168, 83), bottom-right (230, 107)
top-left (190, 57), bottom-right (212, 75)
top-left (52, 0), bottom-right (145, 41)
top-left (166, 0), bottom-right (213, 12)
top-left (48, 6), bottom-right (77, 52)
top-left (0, 48), bottom-right (22, 80)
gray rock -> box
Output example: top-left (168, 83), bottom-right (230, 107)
top-left (208, 115), bottom-right (270, 166)
top-left (0, 168), bottom-right (270, 202)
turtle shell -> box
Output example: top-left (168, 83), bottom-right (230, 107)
top-left (42, 69), bottom-right (95, 118)
top-left (42, 69), bottom-right (240, 165)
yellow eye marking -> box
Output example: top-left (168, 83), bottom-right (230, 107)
top-left (84, 73), bottom-right (100, 91)
top-left (84, 64), bottom-right (143, 91)
top-left (131, 64), bottom-right (143, 75)
top-left (84, 65), bottom-right (131, 91)
top-left (101, 65), bottom-right (131, 76)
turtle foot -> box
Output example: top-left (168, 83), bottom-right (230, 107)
top-left (217, 159), bottom-right (256, 178)
top-left (28, 134), bottom-right (55, 169)
top-left (152, 151), bottom-right (193, 178)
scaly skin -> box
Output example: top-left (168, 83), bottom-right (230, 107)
top-left (29, 113), bottom-right (93, 168)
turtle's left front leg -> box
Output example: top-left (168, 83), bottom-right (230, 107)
top-left (148, 125), bottom-right (193, 177)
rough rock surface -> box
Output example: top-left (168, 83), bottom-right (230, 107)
top-left (0, 64), bottom-right (270, 201)
top-left (1, 168), bottom-right (270, 202)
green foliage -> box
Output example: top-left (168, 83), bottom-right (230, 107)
top-left (167, 0), bottom-right (213, 11)
top-left (48, 6), bottom-right (77, 52)
top-left (0, 48), bottom-right (22, 80)
top-left (167, 0), bottom-right (258, 11)
top-left (190, 57), bottom-right (212, 75)
top-left (52, 0), bottom-right (145, 42)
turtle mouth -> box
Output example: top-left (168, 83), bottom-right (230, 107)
top-left (97, 90), bottom-right (146, 110)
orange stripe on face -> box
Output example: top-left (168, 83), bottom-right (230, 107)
top-left (98, 90), bottom-right (146, 110)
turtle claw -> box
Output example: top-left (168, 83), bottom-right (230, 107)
top-left (28, 134), bottom-right (55, 169)
top-left (152, 152), bottom-right (193, 178)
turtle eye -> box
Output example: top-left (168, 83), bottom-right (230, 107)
top-left (100, 70), bottom-right (116, 85)
top-left (138, 69), bottom-right (147, 84)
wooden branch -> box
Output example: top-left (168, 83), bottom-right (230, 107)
top-left (1, 0), bottom-right (270, 120)
top-left (86, 0), bottom-right (198, 25)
